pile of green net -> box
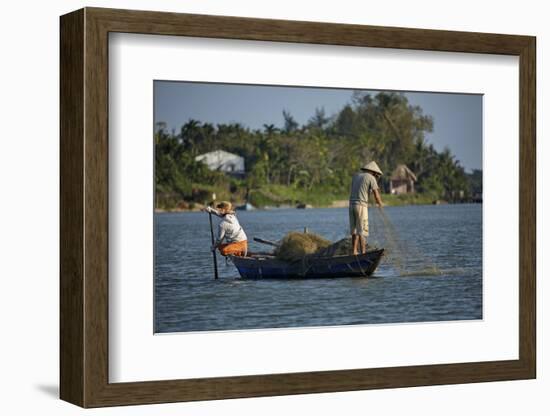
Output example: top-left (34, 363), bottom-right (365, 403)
top-left (274, 232), bottom-right (354, 261)
top-left (315, 237), bottom-right (353, 257)
top-left (274, 232), bottom-right (330, 261)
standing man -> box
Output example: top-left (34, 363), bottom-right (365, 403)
top-left (349, 161), bottom-right (384, 255)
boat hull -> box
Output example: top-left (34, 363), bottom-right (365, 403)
top-left (231, 249), bottom-right (384, 279)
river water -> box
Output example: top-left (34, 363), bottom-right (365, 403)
top-left (154, 204), bottom-right (482, 333)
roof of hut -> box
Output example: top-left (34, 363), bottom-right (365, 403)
top-left (390, 164), bottom-right (417, 181)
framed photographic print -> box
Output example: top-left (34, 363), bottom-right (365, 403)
top-left (60, 7), bottom-right (536, 408)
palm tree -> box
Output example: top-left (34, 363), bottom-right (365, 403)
top-left (179, 119), bottom-right (202, 155)
top-left (282, 110), bottom-right (299, 134)
top-left (308, 107), bottom-right (329, 129)
top-left (263, 124), bottom-right (279, 136)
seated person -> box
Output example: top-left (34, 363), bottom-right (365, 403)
top-left (202, 201), bottom-right (248, 257)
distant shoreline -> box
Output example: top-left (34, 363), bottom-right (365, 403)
top-left (154, 197), bottom-right (481, 213)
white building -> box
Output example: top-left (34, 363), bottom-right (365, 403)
top-left (195, 150), bottom-right (245, 175)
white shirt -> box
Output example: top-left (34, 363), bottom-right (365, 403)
top-left (206, 207), bottom-right (248, 244)
top-left (349, 171), bottom-right (379, 206)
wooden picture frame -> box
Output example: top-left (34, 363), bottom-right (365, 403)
top-left (60, 7), bottom-right (536, 408)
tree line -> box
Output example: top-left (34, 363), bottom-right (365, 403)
top-left (155, 91), bottom-right (479, 209)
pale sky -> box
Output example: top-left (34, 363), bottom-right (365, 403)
top-left (154, 81), bottom-right (482, 172)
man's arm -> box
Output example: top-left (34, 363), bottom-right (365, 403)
top-left (373, 188), bottom-right (384, 207)
top-left (204, 206), bottom-right (223, 217)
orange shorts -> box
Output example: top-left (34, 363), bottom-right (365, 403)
top-left (218, 240), bottom-right (248, 257)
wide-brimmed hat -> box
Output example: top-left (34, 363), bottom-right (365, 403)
top-left (361, 161), bottom-right (383, 175)
top-left (216, 201), bottom-right (233, 211)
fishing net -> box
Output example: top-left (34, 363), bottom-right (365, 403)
top-left (274, 233), bottom-right (374, 261)
top-left (313, 237), bottom-right (353, 257)
top-left (369, 206), bottom-right (442, 276)
top-left (271, 208), bottom-right (443, 276)
top-left (274, 231), bottom-right (331, 261)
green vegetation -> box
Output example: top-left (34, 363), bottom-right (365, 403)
top-left (247, 184), bottom-right (349, 208)
top-left (155, 91), bottom-right (480, 210)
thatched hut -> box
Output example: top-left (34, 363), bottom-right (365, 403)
top-left (390, 164), bottom-right (417, 194)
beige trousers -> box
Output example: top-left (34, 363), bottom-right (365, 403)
top-left (349, 203), bottom-right (369, 236)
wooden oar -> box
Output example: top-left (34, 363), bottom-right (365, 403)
top-left (208, 212), bottom-right (219, 280)
top-left (253, 237), bottom-right (279, 247)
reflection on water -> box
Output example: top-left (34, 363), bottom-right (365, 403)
top-left (154, 204), bottom-right (482, 333)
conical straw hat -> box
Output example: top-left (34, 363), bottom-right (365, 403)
top-left (361, 161), bottom-right (383, 175)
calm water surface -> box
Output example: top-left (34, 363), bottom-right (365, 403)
top-left (154, 204), bottom-right (482, 333)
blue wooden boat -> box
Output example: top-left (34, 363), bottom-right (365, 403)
top-left (231, 249), bottom-right (384, 279)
